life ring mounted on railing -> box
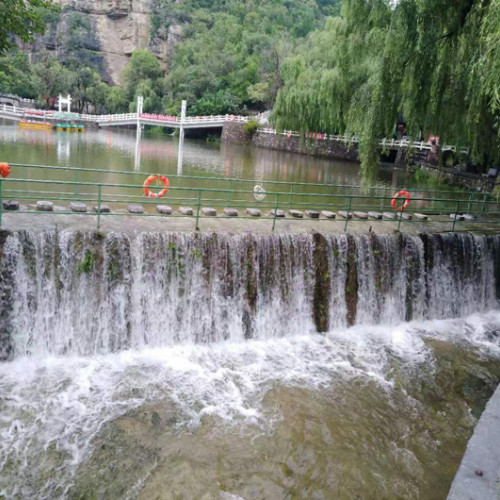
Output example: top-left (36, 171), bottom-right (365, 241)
top-left (0, 163), bottom-right (11, 178)
top-left (391, 190), bottom-right (411, 211)
top-left (143, 175), bottom-right (169, 198)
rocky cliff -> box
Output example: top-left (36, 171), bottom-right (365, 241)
top-left (20, 0), bottom-right (182, 84)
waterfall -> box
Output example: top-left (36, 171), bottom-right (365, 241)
top-left (0, 229), bottom-right (498, 360)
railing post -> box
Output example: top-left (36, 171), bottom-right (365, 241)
top-left (195, 189), bottom-right (201, 230)
top-left (466, 193), bottom-right (473, 214)
top-left (0, 178), bottom-right (3, 228)
top-left (97, 184), bottom-right (102, 229)
top-left (74, 170), bottom-right (78, 197)
top-left (272, 193), bottom-right (280, 232)
top-left (344, 195), bottom-right (351, 232)
top-left (397, 203), bottom-right (404, 232)
top-left (452, 200), bottom-right (460, 232)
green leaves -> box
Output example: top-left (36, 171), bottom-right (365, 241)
top-left (0, 0), bottom-right (55, 56)
top-left (273, 0), bottom-right (500, 178)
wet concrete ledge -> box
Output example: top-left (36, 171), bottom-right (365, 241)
top-left (1, 210), bottom-right (500, 235)
top-left (448, 384), bottom-right (500, 500)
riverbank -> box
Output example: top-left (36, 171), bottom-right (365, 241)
top-left (221, 122), bottom-right (499, 193)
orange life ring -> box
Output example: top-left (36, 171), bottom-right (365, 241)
top-left (143, 175), bottom-right (169, 198)
top-left (0, 163), bottom-right (11, 178)
top-left (391, 190), bottom-right (411, 211)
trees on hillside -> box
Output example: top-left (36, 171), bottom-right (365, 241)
top-left (0, 0), bottom-right (53, 56)
top-left (273, 0), bottom-right (500, 177)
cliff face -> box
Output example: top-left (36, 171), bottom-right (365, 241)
top-left (21, 0), bottom-right (182, 84)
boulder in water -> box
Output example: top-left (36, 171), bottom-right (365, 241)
top-left (368, 211), bottom-right (382, 219)
top-left (70, 202), bottom-right (87, 213)
top-left (128, 205), bottom-right (144, 214)
top-left (178, 207), bottom-right (193, 216)
top-left (36, 201), bottom-right (53, 211)
top-left (246, 208), bottom-right (261, 217)
top-left (289, 209), bottom-right (303, 218)
top-left (202, 207), bottom-right (217, 216)
top-left (2, 200), bottom-right (19, 211)
top-left (321, 210), bottom-right (336, 219)
top-left (414, 213), bottom-right (429, 221)
top-left (305, 210), bottom-right (320, 219)
top-left (224, 208), bottom-right (238, 216)
top-left (338, 211), bottom-right (352, 219)
top-left (383, 212), bottom-right (396, 220)
top-left (156, 205), bottom-right (172, 215)
top-left (93, 204), bottom-right (111, 213)
top-left (270, 209), bottom-right (285, 217)
top-left (353, 211), bottom-right (368, 220)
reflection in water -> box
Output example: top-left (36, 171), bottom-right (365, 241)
top-left (0, 120), bottom-right (371, 186)
top-left (0, 120), bottom-right (457, 202)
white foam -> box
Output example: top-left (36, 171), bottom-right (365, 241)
top-left (1, 311), bottom-right (500, 498)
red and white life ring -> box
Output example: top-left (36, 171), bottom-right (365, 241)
top-left (391, 190), bottom-right (411, 211)
top-left (143, 175), bottom-right (169, 198)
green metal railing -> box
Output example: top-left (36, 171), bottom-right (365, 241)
top-left (0, 163), bottom-right (499, 232)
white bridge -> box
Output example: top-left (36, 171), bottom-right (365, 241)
top-left (0, 104), bottom-right (249, 129)
top-left (0, 100), bottom-right (464, 153)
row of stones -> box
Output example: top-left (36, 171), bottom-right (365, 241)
top-left (1, 200), bottom-right (475, 221)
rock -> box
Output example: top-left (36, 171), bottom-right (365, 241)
top-left (178, 207), bottom-right (193, 216)
top-left (414, 213), bottom-right (429, 221)
top-left (69, 202), bottom-right (87, 213)
top-left (383, 212), bottom-right (396, 220)
top-left (36, 201), bottom-right (53, 211)
top-left (2, 200), bottom-right (19, 211)
top-left (353, 211), bottom-right (368, 220)
top-left (338, 211), bottom-right (352, 219)
top-left (368, 211), bottom-right (382, 219)
top-left (201, 207), bottom-right (217, 216)
top-left (223, 208), bottom-right (238, 216)
top-left (321, 210), bottom-right (336, 219)
top-left (156, 205), bottom-right (172, 215)
top-left (246, 208), bottom-right (261, 217)
top-left (128, 204), bottom-right (144, 214)
top-left (450, 214), bottom-right (465, 221)
top-left (270, 209), bottom-right (285, 217)
top-left (463, 214), bottom-right (477, 221)
top-left (397, 212), bottom-right (412, 220)
top-left (289, 209), bottom-right (303, 218)
top-left (305, 210), bottom-right (320, 219)
top-left (93, 204), bottom-right (111, 213)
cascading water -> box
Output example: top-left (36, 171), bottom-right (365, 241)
top-left (1, 229), bottom-right (500, 499)
top-left (0, 230), bottom-right (498, 358)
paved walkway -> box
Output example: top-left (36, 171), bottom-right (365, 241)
top-left (1, 207), bottom-right (499, 235)
top-left (448, 384), bottom-right (500, 500)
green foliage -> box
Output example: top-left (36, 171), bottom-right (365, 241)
top-left (0, 0), bottom-right (55, 56)
top-left (163, 0), bottom-right (339, 114)
top-left (243, 120), bottom-right (259, 135)
top-left (77, 249), bottom-right (95, 275)
top-left (273, 0), bottom-right (500, 179)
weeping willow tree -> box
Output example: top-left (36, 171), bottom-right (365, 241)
top-left (273, 0), bottom-right (500, 180)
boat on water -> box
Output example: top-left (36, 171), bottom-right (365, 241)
top-left (18, 120), bottom-right (53, 131)
top-left (55, 123), bottom-right (85, 132)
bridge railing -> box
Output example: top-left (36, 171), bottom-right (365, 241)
top-left (256, 127), bottom-right (470, 154)
top-left (5, 162), bottom-right (487, 204)
top-left (0, 163), bottom-right (499, 232)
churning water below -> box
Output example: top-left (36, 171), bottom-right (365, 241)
top-left (1, 230), bottom-right (500, 499)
